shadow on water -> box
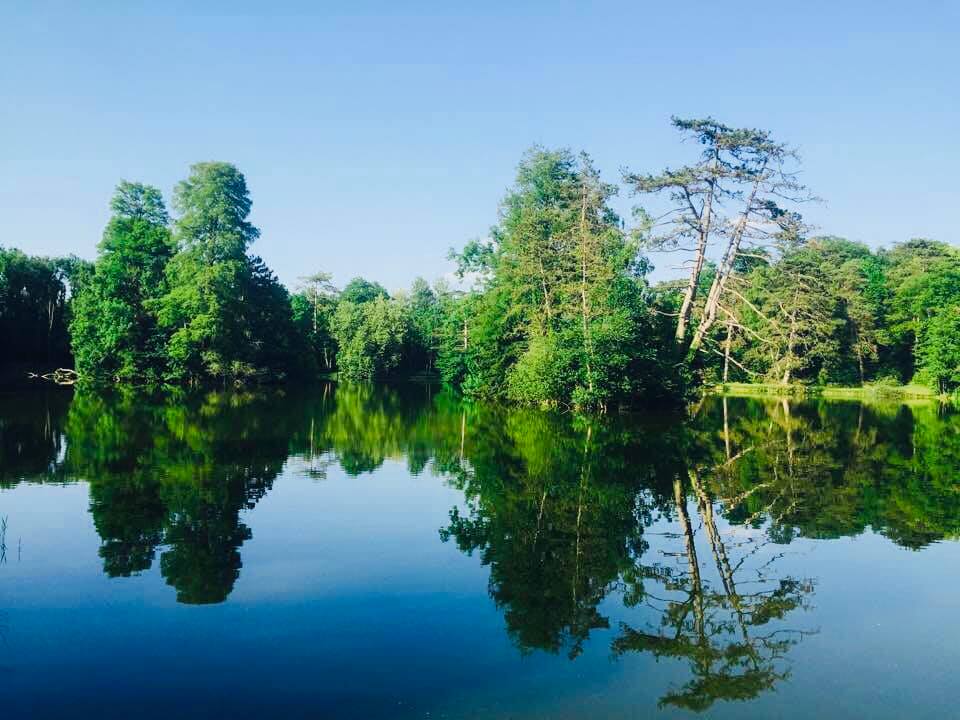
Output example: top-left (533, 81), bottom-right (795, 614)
top-left (1, 384), bottom-right (959, 709)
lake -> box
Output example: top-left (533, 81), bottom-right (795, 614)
top-left (1, 384), bottom-right (958, 719)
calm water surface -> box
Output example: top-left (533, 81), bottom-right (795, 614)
top-left (1, 384), bottom-right (959, 718)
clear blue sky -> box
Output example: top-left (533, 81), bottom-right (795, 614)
top-left (2, 1), bottom-right (957, 291)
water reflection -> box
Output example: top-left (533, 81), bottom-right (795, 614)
top-left (2, 384), bottom-right (958, 711)
top-left (440, 413), bottom-right (679, 660)
top-left (612, 470), bottom-right (814, 711)
top-left (696, 396), bottom-right (960, 548)
top-left (66, 391), bottom-right (296, 602)
top-left (0, 389), bottom-right (70, 484)
top-left (437, 399), bottom-right (816, 709)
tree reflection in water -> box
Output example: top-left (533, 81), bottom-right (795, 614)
top-left (4, 384), bottom-right (960, 709)
top-left (612, 469), bottom-right (814, 711)
top-left (62, 389), bottom-right (298, 603)
top-left (439, 396), bottom-right (818, 709)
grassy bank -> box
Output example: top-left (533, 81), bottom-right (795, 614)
top-left (710, 382), bottom-right (942, 402)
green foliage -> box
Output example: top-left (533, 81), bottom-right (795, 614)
top-left (446, 147), bottom-right (681, 410)
top-left (340, 277), bottom-right (389, 304)
top-left (917, 305), bottom-right (960, 393)
top-left (407, 277), bottom-right (442, 370)
top-left (438, 288), bottom-right (515, 398)
top-left (172, 162), bottom-right (259, 260)
top-left (331, 296), bottom-right (409, 380)
top-left (7, 135), bottom-right (960, 407)
top-left (741, 239), bottom-right (844, 383)
top-left (291, 271), bottom-right (338, 371)
top-left (505, 333), bottom-right (573, 404)
top-left (70, 182), bottom-right (174, 382)
top-left (63, 167), bottom-right (310, 387)
top-left (154, 163), bottom-right (301, 383)
top-left (0, 247), bottom-right (75, 367)
top-left (109, 180), bottom-right (170, 226)
top-left (700, 234), bottom-right (960, 393)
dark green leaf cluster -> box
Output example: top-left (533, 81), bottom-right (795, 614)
top-left (0, 248), bottom-right (82, 372)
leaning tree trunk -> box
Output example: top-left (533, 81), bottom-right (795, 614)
top-left (781, 289), bottom-right (800, 385)
top-left (723, 320), bottom-right (733, 383)
top-left (690, 172), bottom-right (764, 352)
top-left (675, 175), bottom-right (717, 344)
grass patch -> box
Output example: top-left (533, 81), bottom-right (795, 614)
top-left (710, 382), bottom-right (940, 402)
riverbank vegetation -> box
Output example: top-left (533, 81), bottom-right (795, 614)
top-left (3, 117), bottom-right (959, 407)
top-left (711, 381), bottom-right (938, 402)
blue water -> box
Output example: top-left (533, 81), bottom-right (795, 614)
top-left (1, 385), bottom-right (958, 718)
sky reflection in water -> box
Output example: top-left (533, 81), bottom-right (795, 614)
top-left (1, 385), bottom-right (958, 719)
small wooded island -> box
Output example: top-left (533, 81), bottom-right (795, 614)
top-left (3, 117), bottom-right (959, 406)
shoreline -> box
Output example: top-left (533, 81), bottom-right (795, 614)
top-left (708, 381), bottom-right (947, 403)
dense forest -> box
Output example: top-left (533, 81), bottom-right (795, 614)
top-left (3, 117), bottom-right (959, 406)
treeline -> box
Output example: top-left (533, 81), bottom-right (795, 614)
top-left (3, 117), bottom-right (959, 404)
top-left (1, 163), bottom-right (468, 389)
top-left (618, 118), bottom-right (960, 393)
top-left (692, 236), bottom-right (960, 390)
top-left (2, 154), bottom-right (679, 408)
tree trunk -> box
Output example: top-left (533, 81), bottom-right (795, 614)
top-left (579, 188), bottom-right (595, 397)
top-left (537, 257), bottom-right (552, 323)
top-left (723, 396), bottom-right (731, 461)
top-left (676, 230), bottom-right (708, 344)
top-left (673, 475), bottom-right (704, 637)
top-left (690, 172), bottom-right (764, 352)
top-left (723, 320), bottom-right (733, 383)
top-left (675, 171), bottom-right (717, 344)
top-left (781, 289), bottom-right (800, 385)
top-left (573, 425), bottom-right (592, 604)
top-left (689, 471), bottom-right (749, 640)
